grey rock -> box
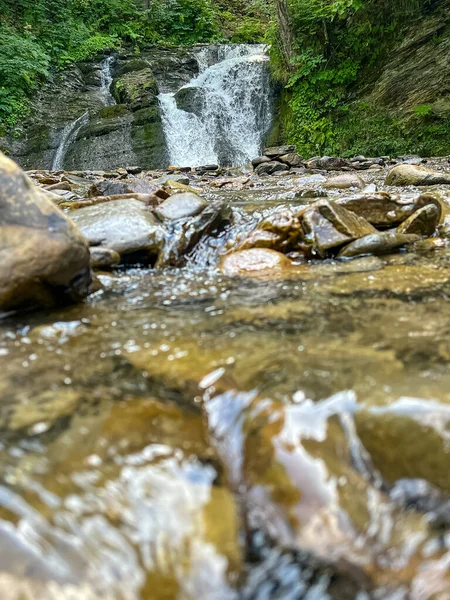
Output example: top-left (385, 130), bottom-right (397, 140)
top-left (155, 192), bottom-right (208, 221)
top-left (89, 246), bottom-right (121, 269)
top-left (71, 199), bottom-right (165, 260)
top-left (264, 145), bottom-right (296, 158)
top-left (256, 161), bottom-right (289, 176)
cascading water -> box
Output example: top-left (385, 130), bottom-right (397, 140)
top-left (99, 56), bottom-right (116, 107)
top-left (51, 56), bottom-right (116, 170)
top-left (159, 45), bottom-right (273, 168)
top-left (51, 112), bottom-right (89, 170)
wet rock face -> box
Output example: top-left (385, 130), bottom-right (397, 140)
top-left (385, 164), bottom-right (450, 186)
top-left (0, 153), bottom-right (91, 312)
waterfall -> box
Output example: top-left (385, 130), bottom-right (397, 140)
top-left (51, 112), bottom-right (89, 170)
top-left (159, 45), bottom-right (273, 168)
top-left (51, 56), bottom-right (115, 170)
top-left (99, 56), bottom-right (116, 107)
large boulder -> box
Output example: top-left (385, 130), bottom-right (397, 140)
top-left (175, 86), bottom-right (206, 116)
top-left (385, 164), bottom-right (450, 186)
top-left (70, 199), bottom-right (165, 263)
top-left (0, 153), bottom-right (91, 312)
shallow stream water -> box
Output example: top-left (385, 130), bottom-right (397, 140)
top-left (1, 176), bottom-right (450, 599)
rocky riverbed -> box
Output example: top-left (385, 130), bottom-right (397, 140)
top-left (1, 151), bottom-right (450, 599)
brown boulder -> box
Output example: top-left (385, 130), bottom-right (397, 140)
top-left (302, 200), bottom-right (377, 256)
top-left (0, 152), bottom-right (91, 312)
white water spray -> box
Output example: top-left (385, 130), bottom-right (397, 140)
top-left (159, 45), bottom-right (273, 167)
top-left (52, 56), bottom-right (116, 170)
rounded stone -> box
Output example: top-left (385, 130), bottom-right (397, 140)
top-left (155, 192), bottom-right (208, 221)
top-left (220, 248), bottom-right (293, 277)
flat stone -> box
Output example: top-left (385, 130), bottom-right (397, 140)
top-left (279, 153), bottom-right (304, 167)
top-left (305, 156), bottom-right (351, 170)
top-left (324, 174), bottom-right (365, 190)
top-left (385, 164), bottom-right (450, 186)
top-left (0, 152), bottom-right (91, 312)
top-left (264, 145), bottom-right (296, 158)
top-left (397, 204), bottom-right (439, 237)
top-left (338, 232), bottom-right (420, 258)
top-left (302, 200), bottom-right (377, 256)
top-left (155, 192), bottom-right (207, 221)
top-left (220, 248), bottom-right (292, 277)
top-left (154, 174), bottom-right (190, 186)
top-left (70, 199), bottom-right (165, 260)
top-left (255, 161), bottom-right (289, 176)
top-left (252, 156), bottom-right (271, 168)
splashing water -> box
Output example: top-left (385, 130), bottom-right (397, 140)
top-left (159, 44), bottom-right (273, 167)
top-left (52, 56), bottom-right (115, 170)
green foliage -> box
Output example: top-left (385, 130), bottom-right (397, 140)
top-left (414, 103), bottom-right (434, 117)
top-left (272, 0), bottom-right (433, 157)
top-left (0, 0), bottom-right (223, 129)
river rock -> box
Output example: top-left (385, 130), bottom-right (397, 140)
top-left (88, 179), bottom-right (160, 197)
top-left (279, 153), bottom-right (304, 167)
top-left (70, 199), bottom-right (165, 261)
top-left (338, 231), bottom-right (420, 258)
top-left (396, 204), bottom-right (440, 237)
top-left (302, 200), bottom-right (377, 256)
top-left (385, 164), bottom-right (450, 186)
top-left (237, 229), bottom-right (281, 251)
top-left (264, 145), bottom-right (296, 158)
top-left (336, 192), bottom-right (417, 227)
top-left (0, 152), bottom-right (91, 311)
top-left (155, 192), bottom-right (207, 221)
top-left (255, 161), bottom-right (289, 176)
top-left (257, 209), bottom-right (303, 251)
top-left (89, 246), bottom-right (121, 269)
top-left (157, 200), bottom-right (231, 267)
top-left (252, 156), bottom-right (271, 168)
top-left (220, 248), bottom-right (292, 277)
top-left (306, 156), bottom-right (351, 170)
top-left (154, 174), bottom-right (190, 186)
top-left (324, 173), bottom-right (365, 190)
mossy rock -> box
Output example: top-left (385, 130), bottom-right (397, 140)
top-left (97, 104), bottom-right (129, 119)
top-left (112, 68), bottom-right (158, 111)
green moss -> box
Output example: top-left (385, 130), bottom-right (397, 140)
top-left (98, 104), bottom-right (128, 119)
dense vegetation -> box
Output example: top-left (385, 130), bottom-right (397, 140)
top-left (271, 0), bottom-right (450, 157)
top-left (0, 0), bottom-right (269, 129)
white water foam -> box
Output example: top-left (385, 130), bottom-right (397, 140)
top-left (159, 44), bottom-right (273, 167)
